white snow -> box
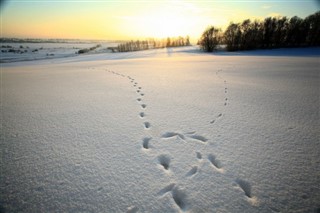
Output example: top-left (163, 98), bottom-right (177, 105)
top-left (1, 47), bottom-right (319, 212)
top-left (0, 41), bottom-right (119, 63)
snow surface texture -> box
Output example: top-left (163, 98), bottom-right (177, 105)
top-left (1, 47), bottom-right (319, 212)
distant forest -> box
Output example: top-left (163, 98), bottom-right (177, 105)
top-left (116, 36), bottom-right (191, 52)
top-left (199, 11), bottom-right (320, 52)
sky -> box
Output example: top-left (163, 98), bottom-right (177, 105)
top-left (0, 0), bottom-right (319, 41)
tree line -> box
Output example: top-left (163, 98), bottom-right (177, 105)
top-left (78, 44), bottom-right (101, 54)
top-left (117, 36), bottom-right (191, 52)
top-left (199, 11), bottom-right (320, 52)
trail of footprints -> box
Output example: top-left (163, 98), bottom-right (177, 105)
top-left (210, 69), bottom-right (229, 124)
top-left (106, 69), bottom-right (152, 131)
top-left (106, 69), bottom-right (257, 212)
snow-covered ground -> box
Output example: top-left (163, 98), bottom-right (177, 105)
top-left (0, 41), bottom-right (119, 63)
top-left (1, 47), bottom-right (319, 212)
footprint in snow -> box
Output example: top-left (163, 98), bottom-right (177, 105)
top-left (196, 152), bottom-right (202, 160)
top-left (235, 178), bottom-right (252, 198)
top-left (158, 183), bottom-right (175, 196)
top-left (142, 137), bottom-right (151, 150)
top-left (161, 132), bottom-right (185, 140)
top-left (186, 166), bottom-right (198, 177)
top-left (158, 154), bottom-right (170, 170)
top-left (161, 131), bottom-right (208, 143)
top-left (158, 184), bottom-right (189, 211)
top-left (186, 134), bottom-right (208, 143)
top-left (144, 122), bottom-right (151, 129)
top-left (210, 113), bottom-right (223, 124)
top-left (208, 154), bottom-right (224, 173)
top-left (139, 112), bottom-right (145, 118)
top-left (108, 69), bottom-right (256, 209)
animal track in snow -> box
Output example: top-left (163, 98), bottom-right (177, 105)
top-left (234, 178), bottom-right (259, 206)
top-left (186, 134), bottom-right (208, 143)
top-left (158, 183), bottom-right (176, 196)
top-left (210, 113), bottom-right (223, 124)
top-left (158, 155), bottom-right (170, 170)
top-left (158, 184), bottom-right (189, 212)
top-left (142, 137), bottom-right (151, 149)
top-left (107, 68), bottom-right (257, 210)
top-left (108, 70), bottom-right (151, 133)
top-left (208, 154), bottom-right (223, 172)
top-left (211, 69), bottom-right (229, 124)
top-left (110, 72), bottom-right (150, 133)
top-left (144, 122), bottom-right (151, 129)
top-left (161, 131), bottom-right (208, 144)
top-left (161, 132), bottom-right (185, 140)
top-left (172, 186), bottom-right (189, 211)
top-left (196, 152), bottom-right (202, 160)
top-left (139, 112), bottom-right (145, 118)
top-left (186, 166), bottom-right (198, 177)
top-left (235, 178), bottom-right (252, 198)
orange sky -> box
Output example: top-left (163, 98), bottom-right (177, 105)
top-left (1, 0), bottom-right (319, 40)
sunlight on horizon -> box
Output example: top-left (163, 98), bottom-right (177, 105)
top-left (116, 3), bottom-right (228, 39)
top-left (0, 0), bottom-right (319, 41)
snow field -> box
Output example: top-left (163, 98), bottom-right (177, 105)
top-left (104, 60), bottom-right (258, 212)
top-left (1, 48), bottom-right (319, 212)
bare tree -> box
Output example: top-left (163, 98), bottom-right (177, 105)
top-left (199, 26), bottom-right (221, 52)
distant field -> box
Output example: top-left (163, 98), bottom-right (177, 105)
top-left (0, 40), bottom-right (120, 63)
